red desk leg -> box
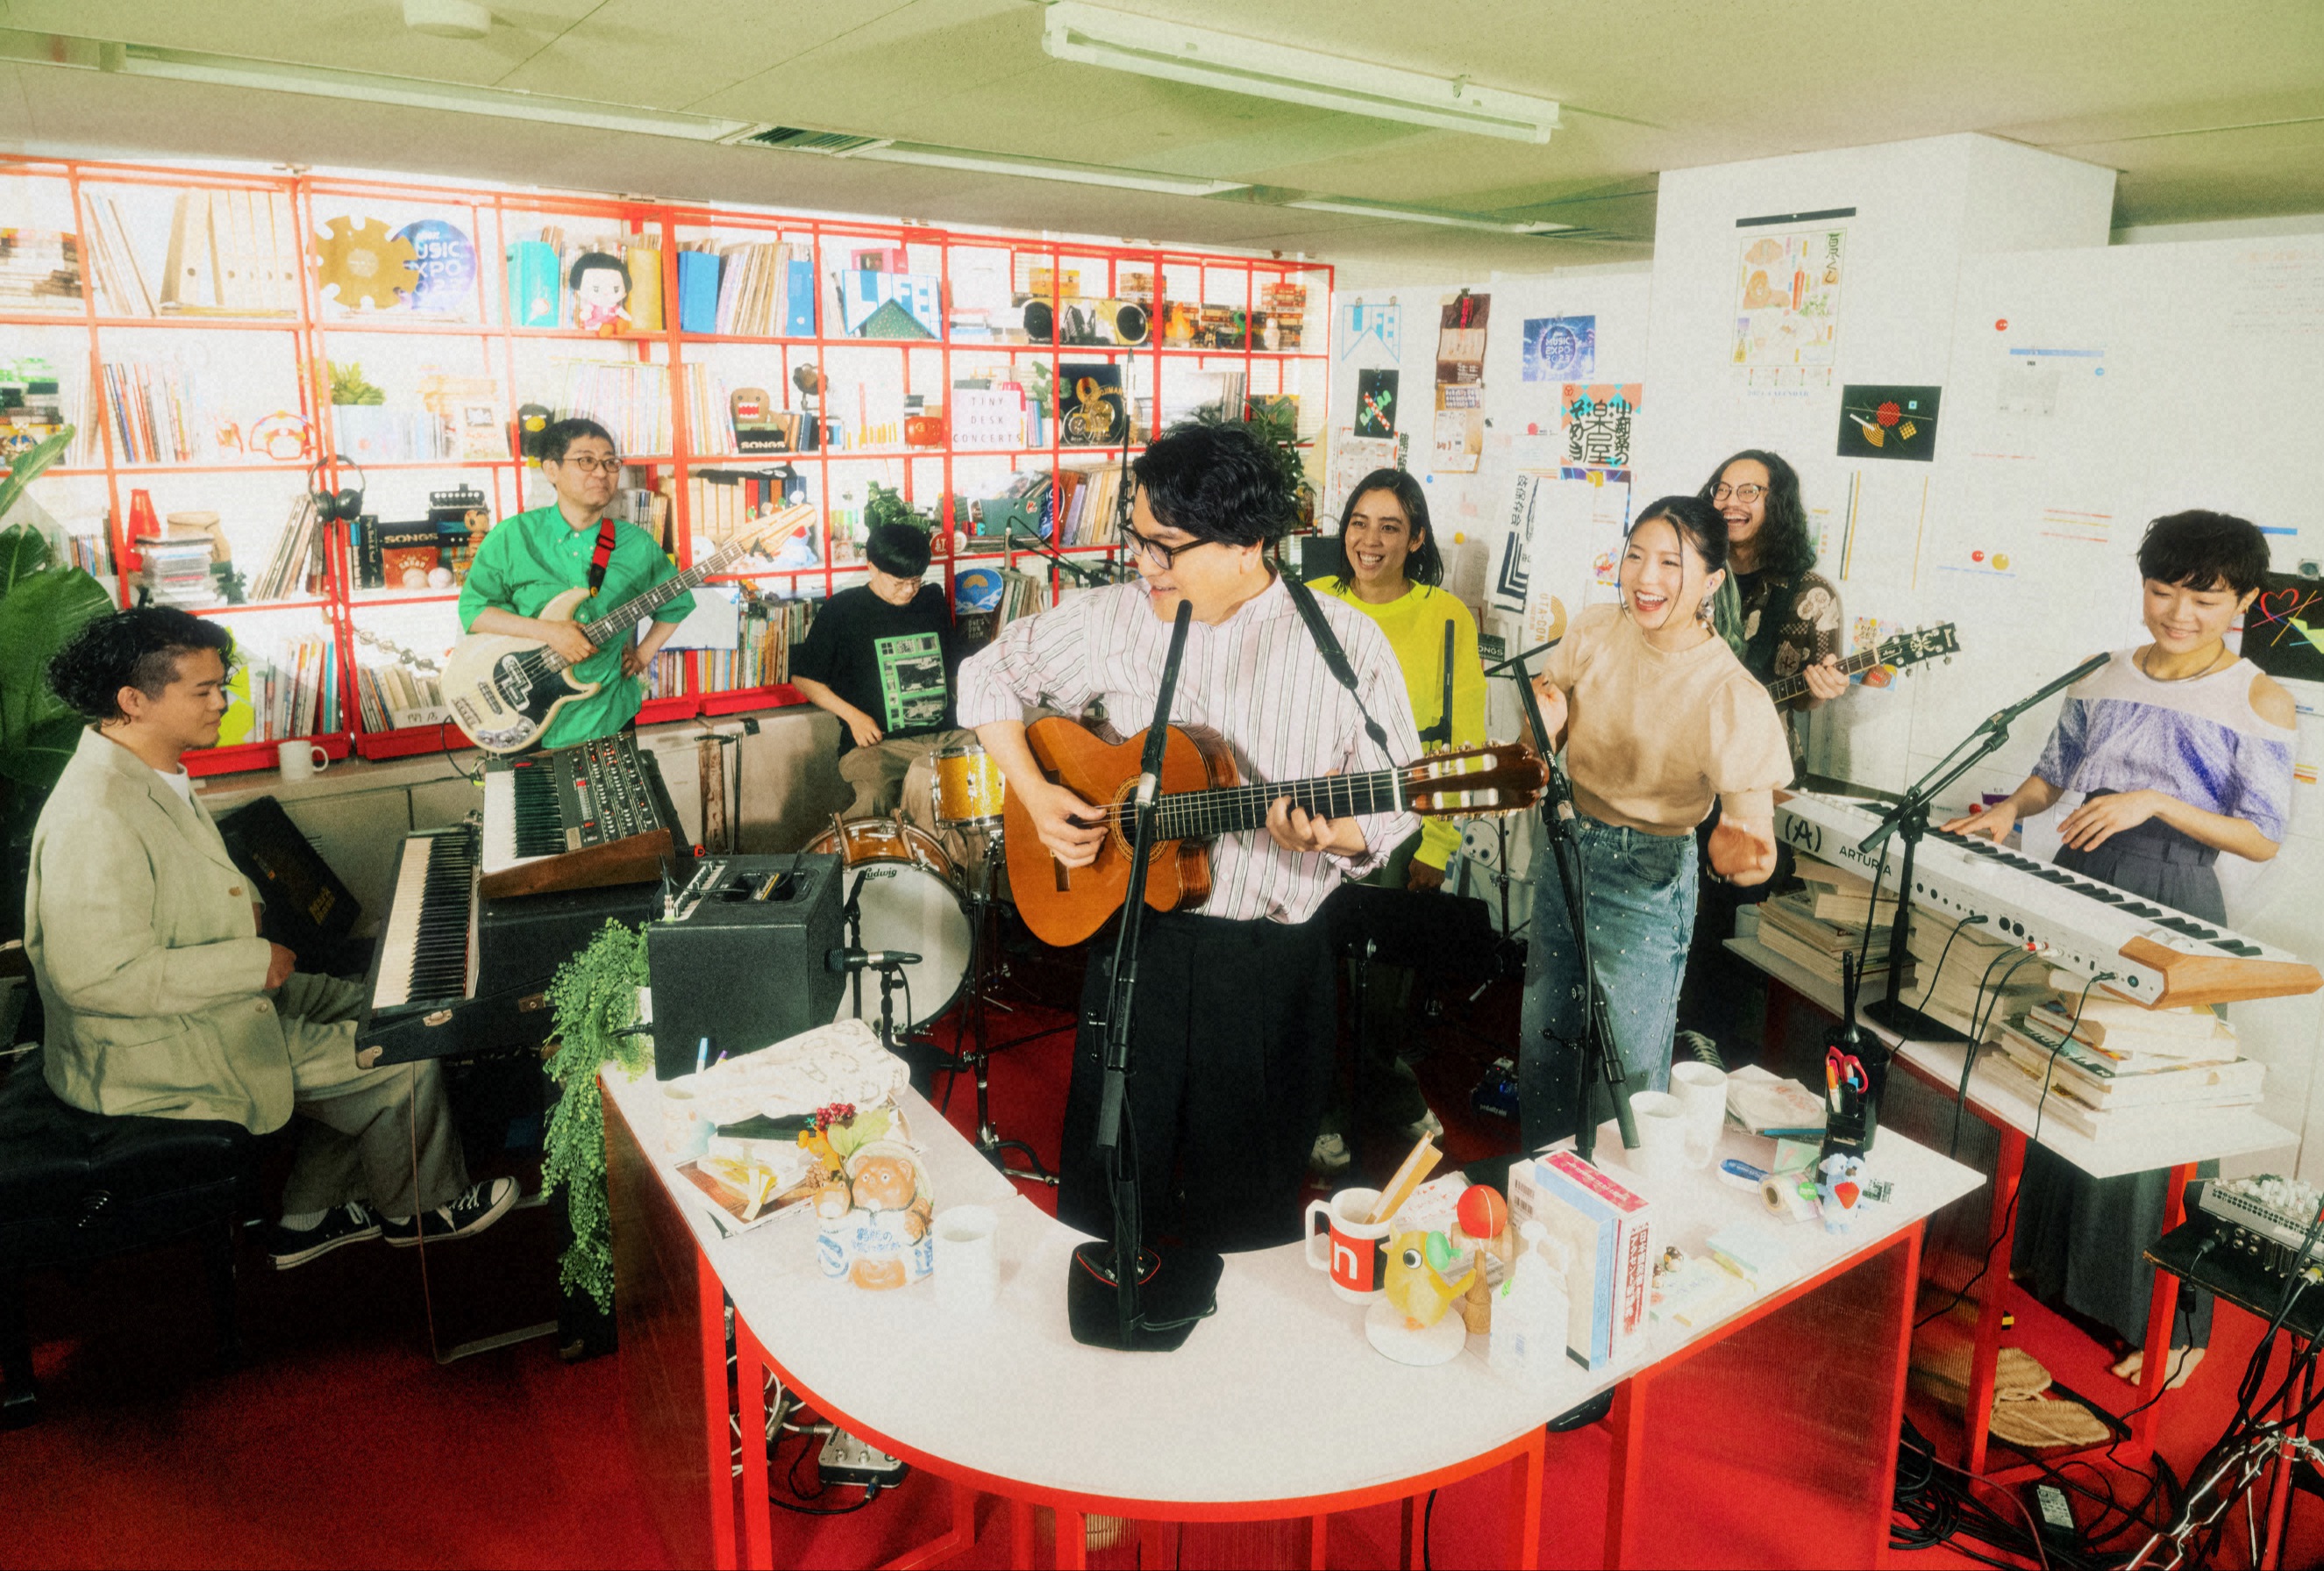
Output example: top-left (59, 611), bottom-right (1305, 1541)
top-left (1308, 1513), bottom-right (1329, 1568)
top-left (1602, 1378), bottom-right (1646, 1570)
top-left (1964, 1125), bottom-right (2027, 1478)
top-left (1399, 1496), bottom-right (1416, 1570)
top-left (1869, 1225), bottom-right (1927, 1571)
top-left (2125, 1161), bottom-right (2194, 1461)
top-left (883, 1481), bottom-right (980, 1571)
top-left (1010, 1498), bottom-right (1035, 1570)
top-left (736, 1316), bottom-right (771, 1569)
top-left (1508, 1423), bottom-right (1545, 1571)
top-left (700, 1259), bottom-right (739, 1571)
top-left (1054, 1507), bottom-right (1087, 1571)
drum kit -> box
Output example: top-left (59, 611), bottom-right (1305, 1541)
top-left (807, 739), bottom-right (1057, 1186)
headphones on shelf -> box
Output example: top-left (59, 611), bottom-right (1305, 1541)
top-left (308, 453), bottom-right (367, 523)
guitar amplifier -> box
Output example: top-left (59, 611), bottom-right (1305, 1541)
top-left (645, 854), bottom-right (846, 1079)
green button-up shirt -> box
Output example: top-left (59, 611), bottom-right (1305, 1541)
top-left (457, 503), bottom-right (696, 749)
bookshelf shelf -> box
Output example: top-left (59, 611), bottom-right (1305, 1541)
top-left (8, 152), bottom-right (1330, 775)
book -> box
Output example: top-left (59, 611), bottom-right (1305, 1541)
top-left (1541, 1150), bottom-right (1654, 1364)
top-left (1990, 1018), bottom-right (2258, 1109)
top-left (2027, 991), bottom-right (2224, 1055)
top-left (623, 243), bottom-right (665, 333)
top-left (1722, 1064), bottom-right (1827, 1135)
top-left (1508, 1154), bottom-right (1618, 1371)
top-left (677, 251), bottom-right (721, 333)
top-left (1980, 1047), bottom-right (2261, 1139)
top-left (506, 239), bottom-right (560, 326)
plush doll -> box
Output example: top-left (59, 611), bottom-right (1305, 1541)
top-left (1815, 1152), bottom-right (1867, 1235)
top-left (1383, 1230), bottom-right (1474, 1331)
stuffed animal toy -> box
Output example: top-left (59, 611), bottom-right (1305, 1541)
top-left (1383, 1229), bottom-right (1474, 1330)
top-left (1816, 1152), bottom-right (1867, 1235)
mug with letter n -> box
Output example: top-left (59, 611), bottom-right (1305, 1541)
top-left (1304, 1185), bottom-right (1392, 1303)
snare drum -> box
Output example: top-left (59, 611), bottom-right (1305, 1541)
top-left (805, 818), bottom-right (974, 1029)
top-left (931, 740), bottom-right (1007, 827)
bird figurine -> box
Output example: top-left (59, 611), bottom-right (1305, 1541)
top-left (1383, 1229), bottom-right (1474, 1330)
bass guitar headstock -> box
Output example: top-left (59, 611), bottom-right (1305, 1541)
top-left (1402, 743), bottom-right (1549, 818)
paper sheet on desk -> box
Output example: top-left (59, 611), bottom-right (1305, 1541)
top-left (1725, 1064), bottom-right (1828, 1134)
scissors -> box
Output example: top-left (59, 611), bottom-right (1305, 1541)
top-left (1825, 1047), bottom-right (1868, 1110)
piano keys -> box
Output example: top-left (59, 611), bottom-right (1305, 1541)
top-left (1773, 789), bottom-right (2321, 1009)
top-left (479, 734), bottom-right (681, 901)
top-left (367, 827), bottom-right (476, 1019)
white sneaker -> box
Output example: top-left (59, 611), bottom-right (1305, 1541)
top-left (1309, 1131), bottom-right (1352, 1175)
top-left (1399, 1109), bottom-right (1444, 1142)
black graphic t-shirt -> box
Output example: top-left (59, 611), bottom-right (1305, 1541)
top-left (790, 584), bottom-right (958, 753)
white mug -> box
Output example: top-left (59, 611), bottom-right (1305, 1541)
top-left (1670, 1061), bottom-right (1729, 1153)
top-left (278, 740), bottom-right (330, 782)
top-left (1303, 1185), bottom-right (1391, 1303)
top-left (1629, 1090), bottom-right (1714, 1183)
top-left (932, 1204), bottom-right (999, 1314)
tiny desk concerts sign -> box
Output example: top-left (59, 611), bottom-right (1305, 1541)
top-left (1836, 384), bottom-right (1942, 462)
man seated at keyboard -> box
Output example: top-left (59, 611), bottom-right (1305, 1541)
top-left (27, 609), bottom-right (516, 1269)
top-left (1943, 509), bottom-right (2295, 1380)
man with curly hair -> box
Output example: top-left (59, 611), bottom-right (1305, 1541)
top-left (29, 607), bottom-right (513, 1268)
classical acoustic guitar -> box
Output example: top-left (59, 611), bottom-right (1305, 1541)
top-left (1004, 715), bottom-right (1549, 946)
top-left (443, 503), bottom-right (816, 753)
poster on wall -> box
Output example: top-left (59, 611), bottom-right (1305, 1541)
top-left (1322, 432), bottom-right (1398, 526)
top-left (1733, 227), bottom-right (1845, 368)
top-left (1522, 315), bottom-right (1595, 382)
top-left (1561, 382), bottom-right (1640, 470)
top-left (1432, 385), bottom-right (1483, 473)
top-left (2244, 574), bottom-right (2324, 684)
top-left (1354, 368), bottom-right (1399, 436)
top-left (1436, 291), bottom-right (1490, 384)
top-left (1837, 384), bottom-right (1943, 462)
top-left (1337, 300), bottom-right (1401, 362)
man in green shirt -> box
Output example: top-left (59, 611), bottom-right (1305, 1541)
top-left (457, 418), bottom-right (695, 748)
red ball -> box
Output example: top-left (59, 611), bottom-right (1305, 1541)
top-left (1457, 1184), bottom-right (1508, 1240)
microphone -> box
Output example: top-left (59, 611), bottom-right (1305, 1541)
top-left (1978, 650), bottom-right (2110, 735)
top-left (827, 947), bottom-right (923, 973)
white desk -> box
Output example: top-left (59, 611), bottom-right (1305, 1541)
top-left (1727, 933), bottom-right (2294, 1476)
top-left (602, 1058), bottom-right (1979, 1568)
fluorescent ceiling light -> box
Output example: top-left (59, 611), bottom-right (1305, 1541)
top-left (0, 30), bottom-right (761, 141)
top-left (1284, 199), bottom-right (1571, 235)
top-left (849, 145), bottom-right (1245, 199)
top-left (1043, 3), bottom-right (1560, 145)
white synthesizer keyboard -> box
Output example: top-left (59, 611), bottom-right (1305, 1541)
top-left (1773, 790), bottom-right (2320, 1010)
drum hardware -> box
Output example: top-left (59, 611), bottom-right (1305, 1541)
top-left (930, 818), bottom-right (1059, 1188)
top-left (809, 816), bottom-right (975, 1034)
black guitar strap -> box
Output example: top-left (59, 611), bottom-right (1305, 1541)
top-left (586, 516), bottom-right (619, 594)
top-left (1280, 573), bottom-right (1389, 755)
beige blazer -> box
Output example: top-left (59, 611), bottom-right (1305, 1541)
top-left (28, 727), bottom-right (289, 1131)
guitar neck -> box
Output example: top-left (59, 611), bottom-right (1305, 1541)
top-left (567, 542), bottom-right (743, 653)
top-left (1766, 644), bottom-right (1885, 705)
top-left (1152, 768), bottom-right (1404, 840)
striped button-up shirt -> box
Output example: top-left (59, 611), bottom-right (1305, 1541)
top-left (957, 575), bottom-right (1422, 925)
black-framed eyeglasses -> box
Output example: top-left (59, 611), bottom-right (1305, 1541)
top-left (1712, 482), bottom-right (1767, 503)
top-left (555, 453), bottom-right (624, 475)
top-left (1122, 523), bottom-right (1218, 569)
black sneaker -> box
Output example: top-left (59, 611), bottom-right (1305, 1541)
top-left (381, 1178), bottom-right (519, 1247)
top-left (267, 1203), bottom-right (381, 1269)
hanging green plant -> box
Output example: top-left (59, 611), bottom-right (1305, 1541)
top-left (540, 919), bottom-right (652, 1311)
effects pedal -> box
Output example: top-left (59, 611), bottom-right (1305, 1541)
top-left (818, 1430), bottom-right (908, 1490)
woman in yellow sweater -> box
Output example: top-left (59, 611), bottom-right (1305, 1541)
top-left (1306, 468), bottom-right (1486, 1171)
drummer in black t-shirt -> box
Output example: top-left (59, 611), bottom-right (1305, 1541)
top-left (791, 522), bottom-right (968, 821)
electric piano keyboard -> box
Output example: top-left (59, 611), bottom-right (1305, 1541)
top-left (364, 826), bottom-right (478, 1022)
top-left (480, 733), bottom-right (678, 899)
top-left (1773, 790), bottom-right (2320, 1009)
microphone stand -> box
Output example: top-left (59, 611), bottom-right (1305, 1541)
top-left (1482, 634), bottom-right (1562, 678)
top-left (1070, 599), bottom-right (1219, 1352)
top-left (1856, 651), bottom-right (2110, 1040)
top-left (1504, 653), bottom-right (1638, 1162)
top-left (1417, 619), bottom-right (1455, 750)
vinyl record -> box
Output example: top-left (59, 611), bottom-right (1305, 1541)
top-left (1111, 301), bottom-right (1150, 346)
top-left (1022, 300), bottom-right (1054, 344)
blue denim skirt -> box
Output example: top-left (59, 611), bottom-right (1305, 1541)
top-left (1518, 814), bottom-right (1699, 1153)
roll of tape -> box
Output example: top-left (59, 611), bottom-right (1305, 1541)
top-left (1763, 1175), bottom-right (1817, 1222)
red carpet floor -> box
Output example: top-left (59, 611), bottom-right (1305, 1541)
top-left (6, 938), bottom-right (2320, 1568)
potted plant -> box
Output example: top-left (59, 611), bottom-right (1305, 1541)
top-left (0, 427), bottom-right (117, 938)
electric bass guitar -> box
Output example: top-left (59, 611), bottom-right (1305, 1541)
top-left (1004, 716), bottom-right (1548, 946)
top-left (443, 503), bottom-right (816, 753)
top-left (1765, 622), bottom-right (1958, 704)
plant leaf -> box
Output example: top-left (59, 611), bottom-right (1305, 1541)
top-left (0, 563), bottom-right (115, 778)
top-left (0, 714), bottom-right (89, 791)
top-left (0, 427), bottom-right (78, 527)
top-left (0, 524), bottom-right (56, 597)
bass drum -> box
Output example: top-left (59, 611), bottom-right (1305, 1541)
top-left (805, 818), bottom-right (974, 1031)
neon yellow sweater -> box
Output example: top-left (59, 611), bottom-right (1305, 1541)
top-left (1308, 578), bottom-right (1486, 869)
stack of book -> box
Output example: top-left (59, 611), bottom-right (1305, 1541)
top-left (101, 361), bottom-right (198, 464)
top-left (1049, 465), bottom-right (1128, 546)
top-left (1777, 855), bottom-right (2050, 1034)
top-left (135, 535), bottom-right (218, 608)
top-left (696, 596), bottom-right (817, 693)
top-left (549, 359), bottom-right (671, 455)
top-left (1983, 988), bottom-right (2261, 1139)
top-left (156, 189), bottom-right (301, 316)
top-left (239, 637), bottom-right (339, 740)
top-left (250, 494), bottom-right (324, 603)
top-left (1752, 887), bottom-right (1915, 993)
top-left (0, 229), bottom-right (81, 307)
top-left (702, 239), bottom-right (815, 337)
top-left (353, 662), bottom-right (446, 731)
top-left (1508, 1151), bottom-right (1655, 1373)
top-left (79, 195), bottom-right (155, 317)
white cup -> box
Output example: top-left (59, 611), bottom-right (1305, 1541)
top-left (277, 740), bottom-right (330, 781)
top-left (1629, 1090), bottom-right (1714, 1183)
top-left (1670, 1061), bottom-right (1729, 1153)
top-left (932, 1205), bottom-right (999, 1314)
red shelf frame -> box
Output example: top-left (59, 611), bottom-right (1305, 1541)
top-left (8, 154), bottom-right (1331, 775)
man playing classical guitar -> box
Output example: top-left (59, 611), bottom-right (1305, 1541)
top-left (457, 418), bottom-right (695, 748)
top-left (959, 422), bottom-right (1422, 1253)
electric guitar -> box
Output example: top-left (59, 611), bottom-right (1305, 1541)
top-left (443, 503), bottom-right (816, 753)
top-left (1004, 716), bottom-right (1548, 946)
top-left (1765, 623), bottom-right (1959, 704)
